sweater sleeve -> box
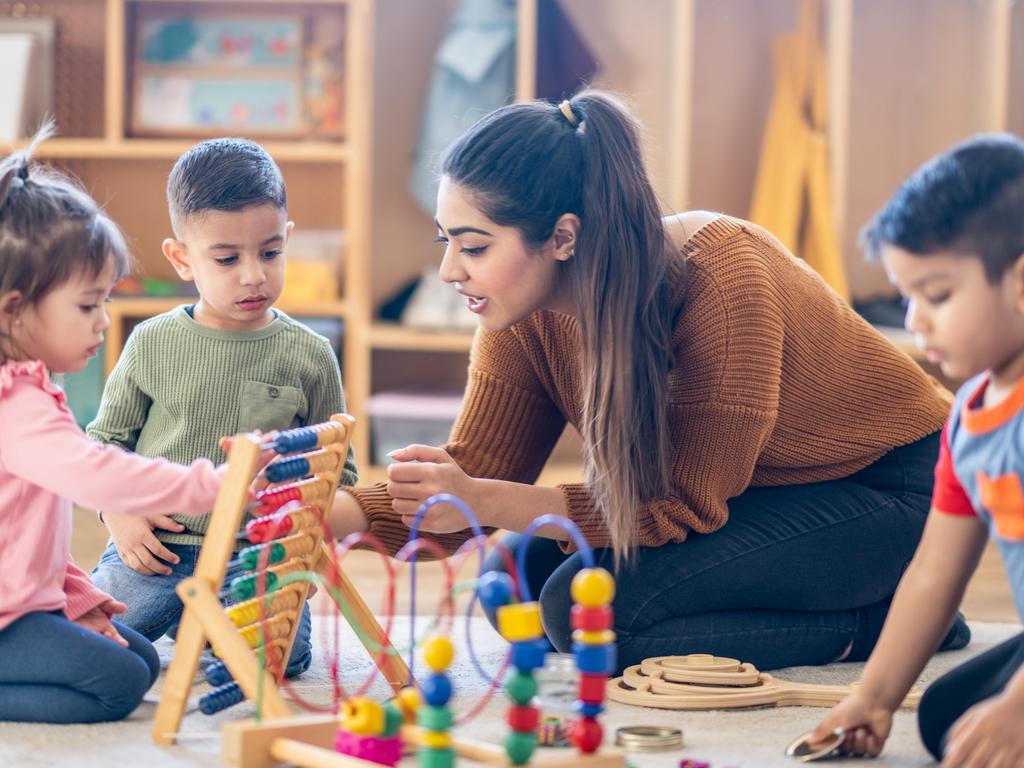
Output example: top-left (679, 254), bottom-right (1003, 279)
top-left (308, 339), bottom-right (358, 486)
top-left (353, 328), bottom-right (567, 555)
top-left (86, 331), bottom-right (150, 451)
top-left (0, 374), bottom-right (224, 515)
top-left (63, 559), bottom-right (113, 621)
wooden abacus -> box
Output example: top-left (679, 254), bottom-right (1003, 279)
top-left (151, 415), bottom-right (410, 745)
top-left (606, 654), bottom-right (922, 710)
top-left (214, 505), bottom-right (628, 768)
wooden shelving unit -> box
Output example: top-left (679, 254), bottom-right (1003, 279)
top-left (19, 0), bottom-right (1016, 485)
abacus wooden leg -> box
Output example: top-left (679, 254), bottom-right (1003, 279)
top-left (316, 541), bottom-right (412, 692)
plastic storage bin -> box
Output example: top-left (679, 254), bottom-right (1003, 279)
top-left (365, 391), bottom-right (464, 465)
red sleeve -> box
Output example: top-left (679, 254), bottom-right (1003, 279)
top-left (932, 421), bottom-right (976, 517)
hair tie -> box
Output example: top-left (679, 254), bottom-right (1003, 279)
top-left (16, 160), bottom-right (28, 181)
top-left (559, 100), bottom-right (579, 128)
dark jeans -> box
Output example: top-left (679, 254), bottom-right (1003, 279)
top-left (0, 610), bottom-right (159, 723)
top-left (483, 431), bottom-right (945, 672)
top-left (92, 540), bottom-right (312, 678)
top-left (918, 631), bottom-right (1024, 760)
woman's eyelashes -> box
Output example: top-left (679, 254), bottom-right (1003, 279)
top-left (433, 235), bottom-right (486, 257)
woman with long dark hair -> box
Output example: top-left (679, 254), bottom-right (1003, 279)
top-left (329, 90), bottom-right (965, 671)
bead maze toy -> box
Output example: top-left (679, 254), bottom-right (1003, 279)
top-left (152, 415), bottom-right (410, 745)
top-left (215, 499), bottom-right (628, 767)
top-left (607, 654), bottom-right (922, 710)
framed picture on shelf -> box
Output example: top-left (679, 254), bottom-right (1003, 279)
top-left (128, 6), bottom-right (345, 140)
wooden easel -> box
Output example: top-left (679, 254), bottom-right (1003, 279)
top-left (152, 415), bottom-right (410, 745)
top-left (749, 0), bottom-right (849, 300)
top-left (607, 654), bottom-right (921, 711)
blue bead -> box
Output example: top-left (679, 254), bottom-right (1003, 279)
top-left (199, 682), bottom-right (244, 715)
top-left (572, 642), bottom-right (616, 675)
top-left (573, 701), bottom-right (605, 718)
top-left (422, 672), bottom-right (453, 707)
top-left (510, 639), bottom-right (548, 672)
top-left (477, 571), bottom-right (514, 609)
top-left (204, 661), bottom-right (233, 686)
top-left (265, 455), bottom-right (311, 483)
top-left (273, 428), bottom-right (317, 454)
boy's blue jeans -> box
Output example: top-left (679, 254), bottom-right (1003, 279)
top-left (91, 541), bottom-right (313, 678)
top-left (0, 610), bottom-right (160, 723)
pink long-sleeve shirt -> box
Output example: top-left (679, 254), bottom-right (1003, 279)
top-left (0, 360), bottom-right (225, 631)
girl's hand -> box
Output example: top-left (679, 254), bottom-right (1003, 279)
top-left (942, 692), bottom-right (1024, 767)
top-left (106, 513), bottom-right (184, 576)
top-left (807, 691), bottom-right (894, 757)
top-left (386, 445), bottom-right (481, 532)
top-left (74, 601), bottom-right (128, 647)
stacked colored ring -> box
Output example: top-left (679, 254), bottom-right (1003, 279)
top-left (568, 568), bottom-right (616, 753)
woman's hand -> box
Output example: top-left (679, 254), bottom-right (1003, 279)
top-left (942, 691), bottom-right (1024, 767)
top-left (74, 599), bottom-right (129, 647)
top-left (386, 445), bottom-right (481, 532)
top-left (807, 691), bottom-right (894, 757)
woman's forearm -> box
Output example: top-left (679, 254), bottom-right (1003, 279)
top-left (472, 478), bottom-right (571, 540)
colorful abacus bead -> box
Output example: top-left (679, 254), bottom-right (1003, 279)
top-left (245, 506), bottom-right (322, 544)
top-left (264, 448), bottom-right (341, 483)
top-left (199, 681), bottom-right (244, 714)
top-left (271, 421), bottom-right (346, 454)
top-left (419, 636), bottom-right (455, 768)
top-left (497, 601), bottom-right (543, 766)
top-left (678, 761), bottom-right (712, 768)
top-left (569, 567), bottom-right (616, 754)
top-left (254, 477), bottom-right (331, 515)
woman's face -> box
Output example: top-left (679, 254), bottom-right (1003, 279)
top-left (435, 177), bottom-right (571, 331)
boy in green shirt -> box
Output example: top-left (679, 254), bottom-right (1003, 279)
top-left (89, 138), bottom-right (357, 677)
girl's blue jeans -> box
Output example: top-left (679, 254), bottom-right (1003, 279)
top-left (91, 541), bottom-right (312, 678)
top-left (483, 431), bottom-right (969, 672)
top-left (0, 610), bottom-right (159, 723)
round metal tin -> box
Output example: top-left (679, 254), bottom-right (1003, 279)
top-left (614, 725), bottom-right (684, 751)
top-left (784, 727), bottom-right (845, 762)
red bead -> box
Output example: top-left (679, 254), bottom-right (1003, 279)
top-left (577, 672), bottom-right (607, 703)
top-left (571, 605), bottom-right (612, 632)
top-left (569, 717), bottom-right (603, 753)
top-left (506, 705), bottom-right (540, 732)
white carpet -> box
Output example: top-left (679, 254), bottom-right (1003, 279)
top-left (0, 618), bottom-right (1019, 767)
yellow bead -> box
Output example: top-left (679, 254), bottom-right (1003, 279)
top-left (572, 628), bottom-right (616, 646)
top-left (395, 687), bottom-right (421, 721)
top-left (340, 696), bottom-right (385, 736)
top-left (496, 602), bottom-right (544, 642)
top-left (423, 635), bottom-right (455, 672)
top-left (571, 568), bottom-right (615, 607)
top-left (421, 731), bottom-right (453, 749)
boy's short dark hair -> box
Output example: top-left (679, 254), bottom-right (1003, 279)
top-left (167, 138), bottom-right (286, 235)
top-left (861, 133), bottom-right (1024, 281)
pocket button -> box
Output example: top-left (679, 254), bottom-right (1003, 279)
top-left (268, 386), bottom-right (280, 399)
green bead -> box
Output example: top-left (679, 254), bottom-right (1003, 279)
top-left (505, 671), bottom-right (538, 705)
top-left (382, 701), bottom-right (404, 737)
top-left (417, 705), bottom-right (453, 731)
top-left (505, 731), bottom-right (537, 765)
top-left (419, 747), bottom-right (455, 768)
top-left (239, 542), bottom-right (285, 571)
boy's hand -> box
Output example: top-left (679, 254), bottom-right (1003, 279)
top-left (74, 601), bottom-right (129, 647)
top-left (942, 691), bottom-right (1024, 767)
top-left (808, 691), bottom-right (893, 757)
top-left (105, 512), bottom-right (184, 576)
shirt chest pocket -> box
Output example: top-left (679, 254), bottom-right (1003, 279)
top-left (977, 471), bottom-right (1024, 542)
top-left (237, 380), bottom-right (304, 433)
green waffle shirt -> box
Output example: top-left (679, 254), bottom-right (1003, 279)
top-left (87, 305), bottom-right (358, 545)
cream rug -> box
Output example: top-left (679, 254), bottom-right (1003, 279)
top-left (0, 618), bottom-right (1019, 767)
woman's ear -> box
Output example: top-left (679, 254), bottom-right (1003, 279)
top-left (552, 213), bottom-right (581, 261)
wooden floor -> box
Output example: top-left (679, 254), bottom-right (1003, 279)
top-left (70, 514), bottom-right (1018, 622)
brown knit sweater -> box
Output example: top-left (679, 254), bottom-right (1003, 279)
top-left (353, 216), bottom-right (950, 554)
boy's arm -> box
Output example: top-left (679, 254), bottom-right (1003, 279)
top-left (86, 333), bottom-right (151, 451)
top-left (855, 510), bottom-right (988, 709)
top-left (308, 341), bottom-right (358, 486)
